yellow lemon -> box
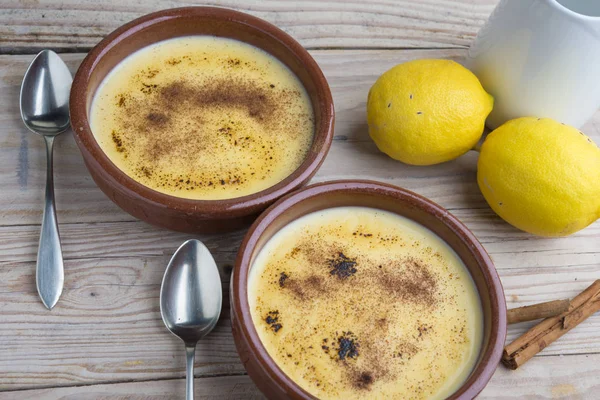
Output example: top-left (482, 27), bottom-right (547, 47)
top-left (478, 117), bottom-right (600, 237)
top-left (367, 59), bottom-right (493, 165)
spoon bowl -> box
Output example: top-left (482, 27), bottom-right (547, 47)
top-left (160, 239), bottom-right (223, 399)
top-left (21, 50), bottom-right (72, 136)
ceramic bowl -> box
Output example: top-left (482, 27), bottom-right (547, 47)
top-left (70, 7), bottom-right (334, 233)
top-left (231, 180), bottom-right (507, 399)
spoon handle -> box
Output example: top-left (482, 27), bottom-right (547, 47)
top-left (36, 135), bottom-right (64, 310)
top-left (185, 344), bottom-right (196, 400)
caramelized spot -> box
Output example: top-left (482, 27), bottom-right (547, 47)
top-left (265, 310), bottom-right (282, 333)
top-left (279, 272), bottom-right (289, 288)
top-left (337, 332), bottom-right (359, 360)
top-left (328, 252), bottom-right (357, 279)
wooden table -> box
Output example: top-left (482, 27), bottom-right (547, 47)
top-left (1, 1), bottom-right (598, 398)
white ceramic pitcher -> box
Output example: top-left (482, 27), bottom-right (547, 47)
top-left (467, 0), bottom-right (600, 129)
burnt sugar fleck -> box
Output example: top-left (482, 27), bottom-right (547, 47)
top-left (249, 207), bottom-right (483, 400)
top-left (90, 36), bottom-right (314, 200)
top-left (336, 331), bottom-right (359, 360)
top-left (265, 310), bottom-right (282, 333)
top-left (278, 272), bottom-right (289, 288)
top-left (328, 252), bottom-right (357, 279)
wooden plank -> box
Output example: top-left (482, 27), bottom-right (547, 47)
top-left (481, 353), bottom-right (600, 399)
top-left (1, 353), bottom-right (599, 399)
top-left (2, 41), bottom-right (599, 396)
top-left (0, 375), bottom-right (265, 399)
top-left (0, 210), bottom-right (598, 271)
top-left (0, 0), bottom-right (499, 53)
top-left (0, 257), bottom-right (245, 390)
top-left (1, 252), bottom-right (600, 390)
top-left (0, 255), bottom-right (246, 391)
top-left (0, 221), bottom-right (245, 264)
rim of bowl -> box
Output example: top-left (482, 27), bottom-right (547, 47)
top-left (70, 6), bottom-right (334, 218)
top-left (233, 180), bottom-right (507, 400)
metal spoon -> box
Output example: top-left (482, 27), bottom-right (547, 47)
top-left (160, 240), bottom-right (223, 400)
top-left (20, 50), bottom-right (72, 310)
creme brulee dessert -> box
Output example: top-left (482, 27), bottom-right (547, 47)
top-left (249, 207), bottom-right (483, 399)
top-left (90, 36), bottom-right (314, 200)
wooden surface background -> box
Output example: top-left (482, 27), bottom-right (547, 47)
top-left (1, 1), bottom-right (599, 399)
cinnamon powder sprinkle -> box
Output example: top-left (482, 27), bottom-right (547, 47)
top-left (111, 130), bottom-right (125, 153)
top-left (102, 72), bottom-right (312, 197)
top-left (93, 37), bottom-right (314, 200)
top-left (379, 258), bottom-right (439, 307)
top-left (249, 208), bottom-right (480, 398)
top-left (355, 372), bottom-right (374, 389)
top-left (107, 75), bottom-right (310, 195)
top-left (284, 275), bottom-right (324, 301)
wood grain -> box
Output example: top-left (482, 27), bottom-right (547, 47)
top-left (0, 0), bottom-right (499, 53)
top-left (1, 18), bottom-right (599, 398)
top-left (1, 210), bottom-right (599, 271)
top-left (1, 252), bottom-right (600, 390)
top-left (480, 353), bottom-right (600, 399)
top-left (2, 353), bottom-right (600, 399)
top-left (0, 376), bottom-right (265, 399)
top-left (0, 257), bottom-right (244, 390)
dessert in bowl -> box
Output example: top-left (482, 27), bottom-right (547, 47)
top-left (232, 180), bottom-right (507, 399)
top-left (70, 7), bottom-right (334, 232)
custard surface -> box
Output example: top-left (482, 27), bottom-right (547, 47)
top-left (90, 36), bottom-right (314, 200)
top-left (249, 207), bottom-right (483, 399)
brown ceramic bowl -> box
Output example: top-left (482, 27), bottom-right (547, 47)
top-left (232, 180), bottom-right (507, 399)
top-left (70, 7), bottom-right (334, 233)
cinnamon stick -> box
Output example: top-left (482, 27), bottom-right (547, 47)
top-left (507, 299), bottom-right (570, 324)
top-left (502, 280), bottom-right (600, 370)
